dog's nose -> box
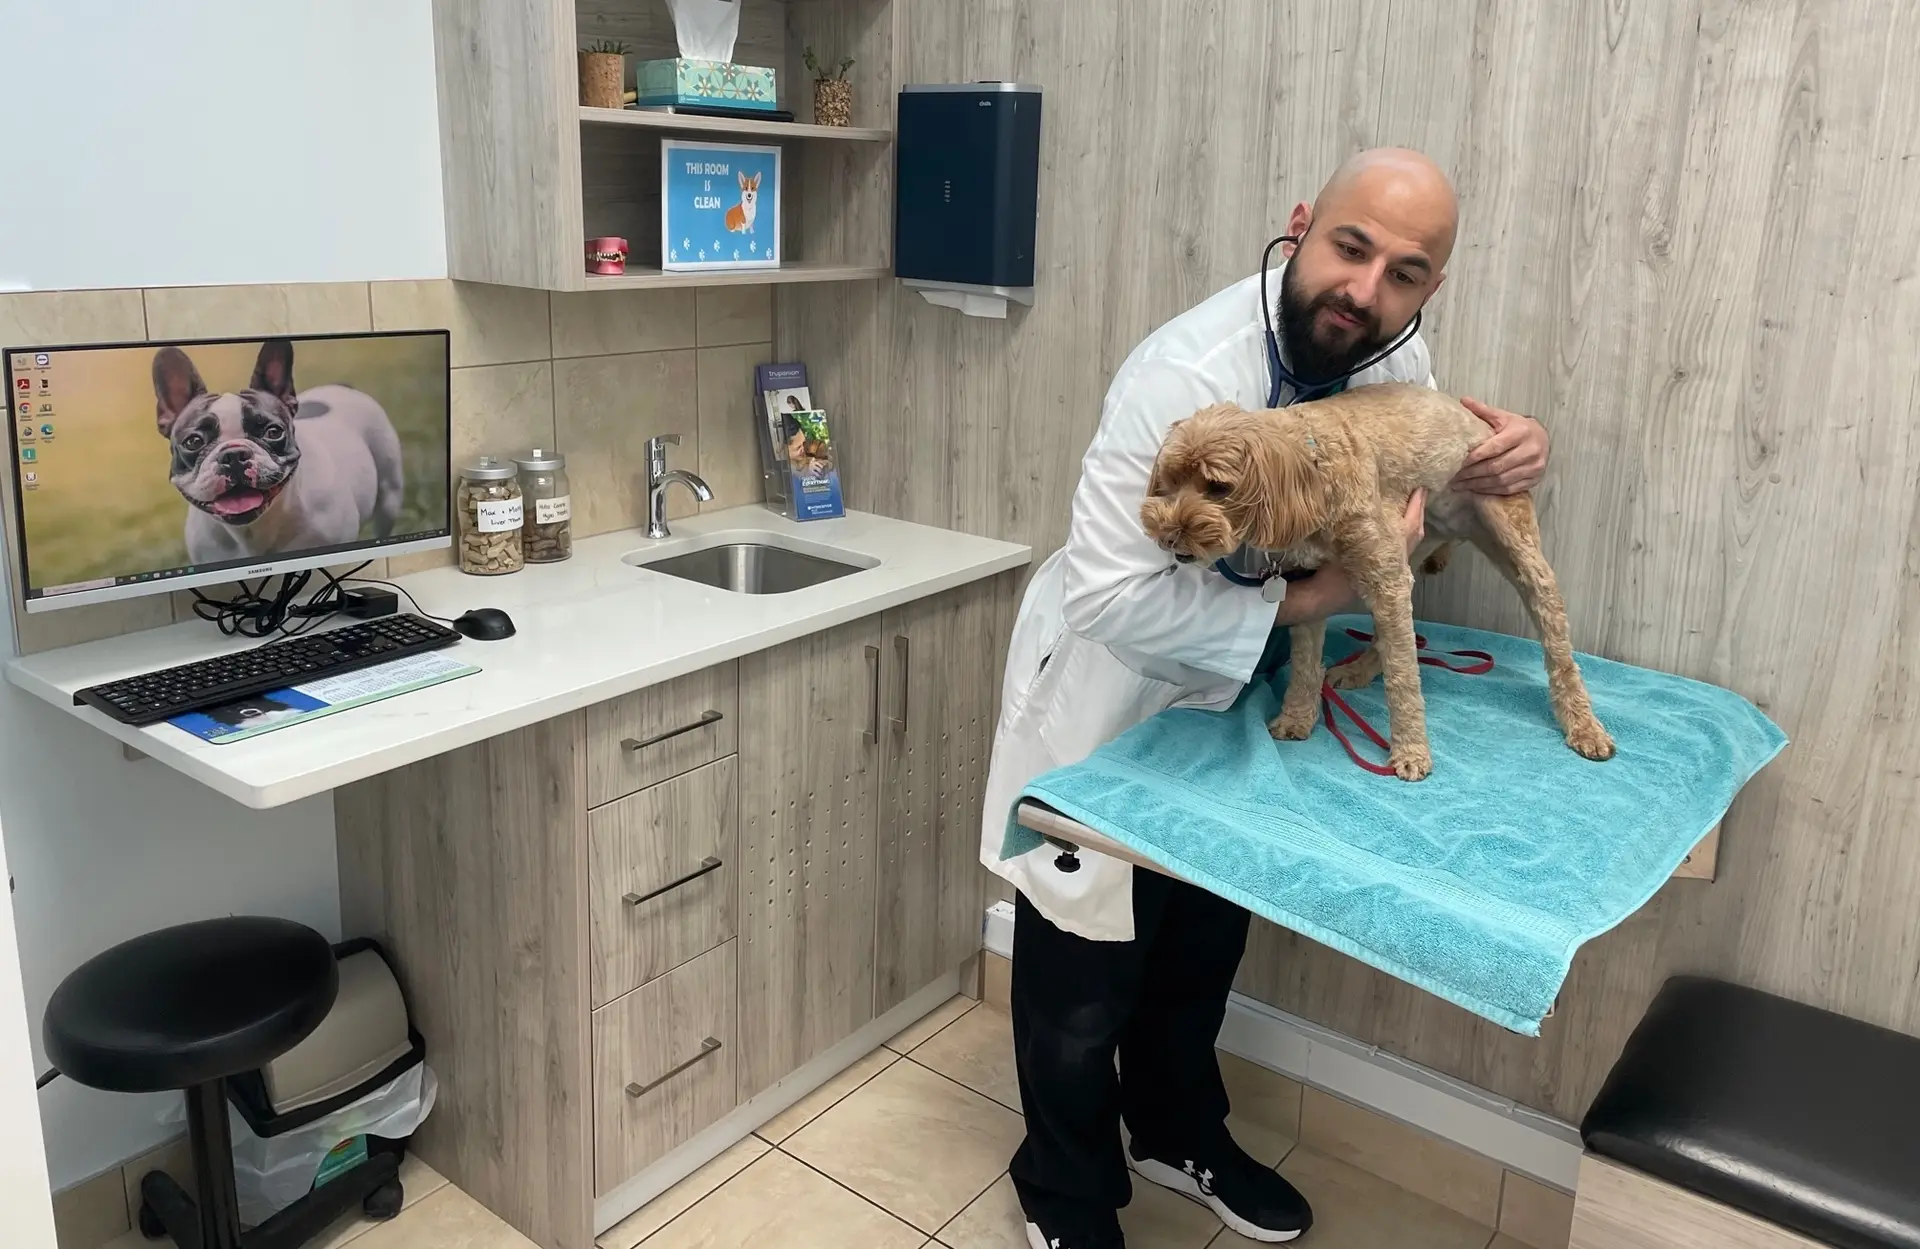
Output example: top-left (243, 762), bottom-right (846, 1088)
top-left (1174, 553), bottom-right (1196, 565)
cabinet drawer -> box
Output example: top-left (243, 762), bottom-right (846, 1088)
top-left (586, 661), bottom-right (738, 807)
top-left (592, 941), bottom-right (737, 1196)
top-left (588, 756), bottom-right (737, 1007)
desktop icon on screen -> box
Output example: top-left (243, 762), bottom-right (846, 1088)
top-left (33, 353), bottom-right (49, 367)
top-left (20, 447), bottom-right (36, 462)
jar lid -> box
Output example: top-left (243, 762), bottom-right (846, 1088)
top-left (512, 447), bottom-right (566, 471)
top-left (457, 455), bottom-right (518, 481)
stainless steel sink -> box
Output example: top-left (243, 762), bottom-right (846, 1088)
top-left (635, 542), bottom-right (867, 594)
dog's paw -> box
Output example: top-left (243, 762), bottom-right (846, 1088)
top-left (1566, 719), bottom-right (1616, 761)
top-left (1326, 656), bottom-right (1380, 691)
top-left (1389, 743), bottom-right (1433, 781)
top-left (1269, 709), bottom-right (1317, 740)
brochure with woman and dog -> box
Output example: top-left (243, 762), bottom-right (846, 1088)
top-left (754, 361), bottom-right (843, 520)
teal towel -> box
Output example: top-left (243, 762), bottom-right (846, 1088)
top-left (1003, 615), bottom-right (1787, 1035)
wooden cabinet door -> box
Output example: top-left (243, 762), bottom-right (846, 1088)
top-left (874, 576), bottom-right (1013, 1015)
top-left (735, 616), bottom-right (884, 1099)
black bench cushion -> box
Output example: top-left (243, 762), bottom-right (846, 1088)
top-left (1581, 976), bottom-right (1920, 1249)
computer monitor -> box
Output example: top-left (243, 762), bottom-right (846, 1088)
top-left (6, 330), bottom-right (451, 612)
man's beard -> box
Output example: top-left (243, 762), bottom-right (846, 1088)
top-left (1276, 261), bottom-right (1394, 387)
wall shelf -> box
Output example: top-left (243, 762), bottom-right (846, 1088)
top-left (580, 106), bottom-right (892, 144)
top-left (434, 0), bottom-right (898, 293)
top-left (581, 261), bottom-right (889, 290)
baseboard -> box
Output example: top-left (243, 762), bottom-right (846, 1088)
top-left (591, 968), bottom-right (962, 1234)
top-left (980, 900), bottom-right (1582, 1191)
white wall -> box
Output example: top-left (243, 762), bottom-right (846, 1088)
top-left (0, 0), bottom-right (447, 291)
top-left (0, 819), bottom-right (57, 1249)
top-left (0, 0), bottom-right (446, 1196)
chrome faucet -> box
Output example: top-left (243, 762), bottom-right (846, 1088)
top-left (644, 434), bottom-right (713, 539)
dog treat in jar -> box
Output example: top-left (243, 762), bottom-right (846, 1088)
top-left (456, 456), bottom-right (524, 575)
top-left (512, 448), bottom-right (572, 563)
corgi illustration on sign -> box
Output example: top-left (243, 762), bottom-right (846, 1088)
top-left (725, 171), bottom-right (761, 233)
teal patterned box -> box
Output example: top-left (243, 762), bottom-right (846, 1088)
top-left (634, 58), bottom-right (777, 111)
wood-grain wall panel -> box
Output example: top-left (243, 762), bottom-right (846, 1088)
top-left (778, 0), bottom-right (1920, 1121)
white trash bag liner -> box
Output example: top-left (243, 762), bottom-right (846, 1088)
top-left (161, 1063), bottom-right (437, 1227)
top-left (667, 0), bottom-right (741, 62)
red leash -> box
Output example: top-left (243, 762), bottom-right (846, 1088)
top-left (1318, 628), bottom-right (1494, 776)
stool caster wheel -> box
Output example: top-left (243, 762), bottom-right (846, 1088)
top-left (136, 1201), bottom-right (166, 1240)
top-left (363, 1178), bottom-right (404, 1221)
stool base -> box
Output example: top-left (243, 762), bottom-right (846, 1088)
top-left (137, 1079), bottom-right (403, 1249)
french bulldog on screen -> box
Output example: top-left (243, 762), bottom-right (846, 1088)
top-left (153, 339), bottom-right (405, 565)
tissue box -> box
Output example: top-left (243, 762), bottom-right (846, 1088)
top-left (635, 58), bottom-right (777, 111)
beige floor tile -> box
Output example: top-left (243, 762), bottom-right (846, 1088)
top-left (550, 289), bottom-right (697, 358)
top-left (450, 360), bottom-right (555, 468)
top-left (694, 344), bottom-right (769, 510)
top-left (1218, 1052), bottom-right (1301, 1167)
top-left (1298, 1087), bottom-right (1502, 1226)
top-left (104, 1155), bottom-right (453, 1249)
top-left (599, 1137), bottom-right (770, 1249)
top-left (784, 1059), bottom-right (1026, 1233)
top-left (694, 288), bottom-right (772, 347)
top-left (1117, 1179), bottom-right (1225, 1248)
top-left (1497, 1172), bottom-right (1573, 1249)
top-left (886, 996), bottom-right (976, 1054)
top-left (910, 1004), bottom-right (1020, 1112)
top-left (144, 283), bottom-right (372, 338)
top-left (0, 289), bottom-right (147, 344)
top-left (757, 1045), bottom-right (899, 1144)
top-left (552, 350), bottom-right (699, 538)
top-left (644, 1150), bottom-right (923, 1249)
top-left (935, 1174), bottom-right (1025, 1249)
top-left (371, 281), bottom-right (551, 368)
top-left (1212, 1149), bottom-right (1494, 1249)
top-left (53, 1166), bottom-right (130, 1249)
top-left (982, 954), bottom-right (1011, 1011)
top-left (346, 1183), bottom-right (537, 1249)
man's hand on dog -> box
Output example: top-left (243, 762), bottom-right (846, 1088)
top-left (1276, 489), bottom-right (1426, 624)
top-left (1452, 398), bottom-right (1548, 495)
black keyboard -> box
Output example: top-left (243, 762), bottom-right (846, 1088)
top-left (76, 614), bottom-right (463, 727)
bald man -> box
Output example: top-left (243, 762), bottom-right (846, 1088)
top-left (977, 149), bottom-right (1549, 1248)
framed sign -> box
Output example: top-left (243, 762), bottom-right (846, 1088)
top-left (661, 139), bottom-right (782, 272)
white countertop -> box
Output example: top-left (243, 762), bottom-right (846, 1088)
top-left (5, 507), bottom-right (1030, 809)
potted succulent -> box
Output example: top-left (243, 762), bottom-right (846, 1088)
top-left (579, 40), bottom-right (629, 110)
top-left (805, 46), bottom-right (855, 127)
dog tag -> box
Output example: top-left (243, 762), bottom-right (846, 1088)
top-left (1260, 576), bottom-right (1287, 604)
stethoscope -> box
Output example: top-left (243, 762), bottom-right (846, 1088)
top-left (1217, 233), bottom-right (1424, 599)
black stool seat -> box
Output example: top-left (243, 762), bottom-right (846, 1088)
top-left (1582, 976), bottom-right (1920, 1249)
top-left (45, 916), bottom-right (337, 1093)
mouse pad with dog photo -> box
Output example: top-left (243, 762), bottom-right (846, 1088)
top-left (169, 651), bottom-right (478, 744)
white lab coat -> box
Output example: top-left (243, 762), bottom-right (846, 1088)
top-left (978, 268), bottom-right (1436, 941)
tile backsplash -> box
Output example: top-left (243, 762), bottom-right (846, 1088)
top-left (0, 281), bottom-right (772, 655)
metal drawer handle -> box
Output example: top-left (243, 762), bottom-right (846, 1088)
top-left (622, 856), bottom-right (723, 907)
top-left (890, 634), bottom-right (909, 734)
top-left (864, 644), bottom-right (880, 745)
top-left (621, 709), bottom-right (723, 753)
top-left (625, 1036), bottom-right (722, 1097)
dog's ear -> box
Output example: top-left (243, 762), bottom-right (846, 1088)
top-left (739, 170), bottom-right (750, 189)
top-left (250, 339), bottom-right (297, 409)
top-left (1239, 422), bottom-right (1328, 549)
top-left (152, 347), bottom-right (207, 438)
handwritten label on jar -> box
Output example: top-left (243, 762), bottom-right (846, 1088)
top-left (534, 495), bottom-right (572, 524)
top-left (475, 498), bottom-right (524, 532)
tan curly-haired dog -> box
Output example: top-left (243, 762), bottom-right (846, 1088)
top-left (1140, 382), bottom-right (1614, 780)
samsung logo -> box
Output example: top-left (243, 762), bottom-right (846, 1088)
top-left (245, 565), bottom-right (273, 576)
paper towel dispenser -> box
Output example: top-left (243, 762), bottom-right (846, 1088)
top-left (895, 82), bottom-right (1043, 316)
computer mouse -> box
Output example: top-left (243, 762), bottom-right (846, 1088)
top-left (452, 607), bottom-right (516, 641)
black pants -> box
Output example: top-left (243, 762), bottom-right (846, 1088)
top-left (1008, 871), bottom-right (1252, 1223)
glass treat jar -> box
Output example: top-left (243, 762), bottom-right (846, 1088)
top-left (456, 456), bottom-right (524, 575)
top-left (512, 448), bottom-right (572, 563)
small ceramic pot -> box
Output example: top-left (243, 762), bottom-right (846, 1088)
top-left (813, 79), bottom-right (852, 127)
top-left (579, 52), bottom-right (625, 109)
